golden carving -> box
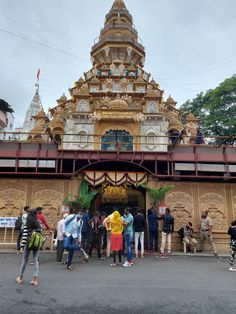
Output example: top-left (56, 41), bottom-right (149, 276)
top-left (33, 189), bottom-right (64, 228)
top-left (103, 185), bottom-right (128, 203)
top-left (165, 191), bottom-right (193, 230)
top-left (108, 99), bottom-right (128, 110)
top-left (199, 192), bottom-right (227, 231)
top-left (0, 188), bottom-right (26, 217)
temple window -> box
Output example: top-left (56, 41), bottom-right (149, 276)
top-left (146, 132), bottom-right (156, 150)
top-left (90, 86), bottom-right (98, 92)
top-left (101, 130), bottom-right (133, 151)
top-left (114, 68), bottom-right (121, 76)
top-left (147, 103), bottom-right (157, 113)
top-left (137, 86), bottom-right (145, 93)
top-left (127, 84), bottom-right (133, 92)
top-left (78, 100), bottom-right (88, 112)
top-left (112, 84), bottom-right (121, 92)
top-left (78, 131), bottom-right (88, 148)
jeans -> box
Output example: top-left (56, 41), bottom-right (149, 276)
top-left (124, 233), bottom-right (133, 262)
top-left (16, 230), bottom-right (22, 251)
top-left (135, 232), bottom-right (144, 256)
top-left (20, 247), bottom-right (39, 277)
top-left (67, 236), bottom-right (76, 267)
top-left (149, 230), bottom-right (158, 252)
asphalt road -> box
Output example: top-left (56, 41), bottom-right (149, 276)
top-left (0, 253), bottom-right (235, 314)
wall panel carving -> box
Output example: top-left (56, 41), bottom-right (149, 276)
top-left (0, 178), bottom-right (235, 252)
top-left (199, 191), bottom-right (227, 232)
top-left (165, 190), bottom-right (194, 230)
top-left (231, 185), bottom-right (236, 220)
top-left (0, 188), bottom-right (27, 217)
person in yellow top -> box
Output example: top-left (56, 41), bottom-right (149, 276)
top-left (103, 210), bottom-right (123, 267)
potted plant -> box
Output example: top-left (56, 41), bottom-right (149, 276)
top-left (63, 180), bottom-right (98, 211)
top-left (140, 184), bottom-right (175, 211)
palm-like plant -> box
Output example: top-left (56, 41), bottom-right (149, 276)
top-left (140, 184), bottom-right (175, 209)
top-left (64, 180), bottom-right (98, 210)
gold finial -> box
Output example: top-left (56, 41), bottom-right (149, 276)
top-left (111, 0), bottom-right (127, 10)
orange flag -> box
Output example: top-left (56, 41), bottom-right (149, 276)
top-left (36, 68), bottom-right (40, 81)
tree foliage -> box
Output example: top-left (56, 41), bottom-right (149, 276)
top-left (64, 180), bottom-right (98, 210)
top-left (140, 184), bottom-right (175, 208)
top-left (0, 99), bottom-right (14, 113)
top-left (180, 75), bottom-right (236, 138)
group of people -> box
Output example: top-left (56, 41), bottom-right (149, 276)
top-left (169, 128), bottom-right (205, 145)
top-left (178, 211), bottom-right (218, 256)
top-left (15, 205), bottom-right (236, 286)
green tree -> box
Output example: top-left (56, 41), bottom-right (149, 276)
top-left (0, 99), bottom-right (14, 113)
top-left (140, 184), bottom-right (175, 209)
top-left (180, 75), bottom-right (236, 140)
top-left (64, 180), bottom-right (98, 210)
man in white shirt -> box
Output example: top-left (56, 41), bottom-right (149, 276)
top-left (56, 213), bottom-right (68, 262)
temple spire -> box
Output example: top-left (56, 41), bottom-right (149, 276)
top-left (111, 0), bottom-right (127, 10)
top-left (91, 0), bottom-right (145, 67)
top-left (20, 84), bottom-right (43, 139)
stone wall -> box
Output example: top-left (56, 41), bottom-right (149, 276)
top-left (0, 178), bottom-right (235, 253)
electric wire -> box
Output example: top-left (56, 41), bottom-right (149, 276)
top-left (0, 27), bottom-right (89, 63)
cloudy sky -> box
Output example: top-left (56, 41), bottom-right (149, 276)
top-left (0, 0), bottom-right (236, 128)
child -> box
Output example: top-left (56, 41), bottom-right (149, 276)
top-left (228, 219), bottom-right (236, 271)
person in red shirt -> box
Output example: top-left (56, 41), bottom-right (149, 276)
top-left (36, 207), bottom-right (53, 234)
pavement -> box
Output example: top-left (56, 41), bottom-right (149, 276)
top-left (0, 252), bottom-right (235, 314)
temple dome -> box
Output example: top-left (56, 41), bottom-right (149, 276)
top-left (109, 99), bottom-right (128, 110)
top-left (168, 118), bottom-right (183, 132)
top-left (186, 112), bottom-right (198, 121)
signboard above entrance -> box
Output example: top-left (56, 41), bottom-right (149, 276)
top-left (83, 171), bottom-right (148, 187)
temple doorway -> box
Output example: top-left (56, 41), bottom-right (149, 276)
top-left (83, 170), bottom-right (148, 217)
top-left (94, 183), bottom-right (146, 216)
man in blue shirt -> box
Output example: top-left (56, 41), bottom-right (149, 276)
top-left (122, 207), bottom-right (134, 267)
top-left (148, 207), bottom-right (158, 254)
top-left (63, 208), bottom-right (84, 270)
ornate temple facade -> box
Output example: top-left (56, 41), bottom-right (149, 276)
top-left (0, 0), bottom-right (236, 252)
top-left (28, 0), bottom-right (196, 151)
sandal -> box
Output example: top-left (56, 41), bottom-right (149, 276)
top-left (30, 280), bottom-right (38, 286)
top-left (67, 266), bottom-right (73, 271)
top-left (110, 263), bottom-right (117, 267)
top-left (16, 277), bottom-right (23, 284)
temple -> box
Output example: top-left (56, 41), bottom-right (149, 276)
top-left (0, 0), bottom-right (235, 252)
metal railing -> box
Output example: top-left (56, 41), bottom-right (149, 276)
top-left (0, 227), bottom-right (55, 251)
top-left (1, 131), bottom-right (235, 147)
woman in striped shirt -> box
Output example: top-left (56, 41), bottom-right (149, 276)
top-left (16, 209), bottom-right (42, 286)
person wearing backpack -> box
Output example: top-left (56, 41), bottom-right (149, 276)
top-left (16, 208), bottom-right (42, 286)
top-left (16, 206), bottom-right (30, 253)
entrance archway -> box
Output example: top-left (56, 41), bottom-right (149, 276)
top-left (93, 183), bottom-right (146, 217)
